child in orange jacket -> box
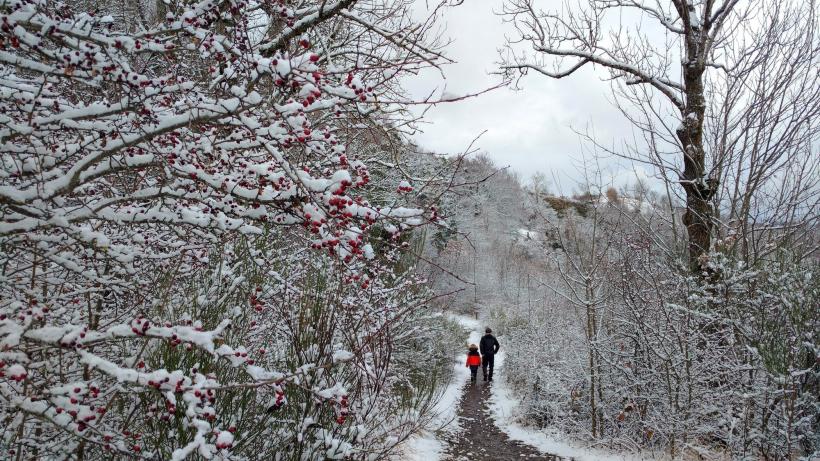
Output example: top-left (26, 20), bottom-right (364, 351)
top-left (466, 344), bottom-right (481, 383)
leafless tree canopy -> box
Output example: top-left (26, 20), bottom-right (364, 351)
top-left (500, 0), bottom-right (820, 271)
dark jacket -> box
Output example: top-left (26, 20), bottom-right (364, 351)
top-left (479, 334), bottom-right (500, 356)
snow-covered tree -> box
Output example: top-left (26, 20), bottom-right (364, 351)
top-left (500, 0), bottom-right (820, 273)
top-left (0, 0), bottom-right (453, 458)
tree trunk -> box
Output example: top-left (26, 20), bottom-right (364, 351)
top-left (587, 293), bottom-right (598, 438)
top-left (677, 16), bottom-right (717, 273)
top-left (589, 341), bottom-right (597, 438)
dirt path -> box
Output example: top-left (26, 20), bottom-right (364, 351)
top-left (440, 379), bottom-right (571, 461)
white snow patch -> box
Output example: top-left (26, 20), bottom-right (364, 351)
top-left (516, 228), bottom-right (539, 240)
top-left (398, 433), bottom-right (444, 461)
top-left (215, 430), bottom-right (234, 448)
top-left (332, 350), bottom-right (354, 363)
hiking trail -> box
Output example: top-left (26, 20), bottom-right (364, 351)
top-left (440, 378), bottom-right (569, 461)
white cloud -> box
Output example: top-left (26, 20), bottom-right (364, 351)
top-left (404, 1), bottom-right (640, 185)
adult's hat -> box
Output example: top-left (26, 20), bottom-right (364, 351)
top-left (485, 327), bottom-right (492, 333)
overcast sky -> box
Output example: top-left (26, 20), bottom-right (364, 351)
top-left (404, 0), bottom-right (652, 193)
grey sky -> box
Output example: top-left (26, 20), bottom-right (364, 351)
top-left (404, 0), bottom-right (651, 192)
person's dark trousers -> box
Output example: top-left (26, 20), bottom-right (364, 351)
top-left (469, 366), bottom-right (479, 382)
top-left (482, 354), bottom-right (494, 381)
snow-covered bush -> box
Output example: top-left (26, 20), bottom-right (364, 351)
top-left (679, 253), bottom-right (819, 459)
top-left (487, 298), bottom-right (586, 428)
top-left (0, 0), bottom-right (452, 458)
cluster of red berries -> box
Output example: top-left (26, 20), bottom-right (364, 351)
top-left (345, 73), bottom-right (373, 102)
top-left (146, 400), bottom-right (177, 419)
top-left (230, 348), bottom-right (252, 365)
top-left (56, 386), bottom-right (107, 432)
top-left (130, 316), bottom-right (151, 336)
top-left (397, 183), bottom-right (413, 193)
top-left (303, 212), bottom-right (327, 235)
top-left (249, 293), bottom-right (265, 312)
top-left (302, 88), bottom-right (322, 107)
top-left (336, 395), bottom-right (349, 424)
top-left (272, 389), bottom-right (286, 410)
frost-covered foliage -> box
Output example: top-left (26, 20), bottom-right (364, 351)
top-left (0, 0), bottom-right (455, 458)
top-left (494, 203), bottom-right (820, 459)
top-left (674, 254), bottom-right (818, 459)
top-left (422, 154), bottom-right (539, 312)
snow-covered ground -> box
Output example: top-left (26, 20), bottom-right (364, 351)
top-left (397, 315), bottom-right (480, 460)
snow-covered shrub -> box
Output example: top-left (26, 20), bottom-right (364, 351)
top-left (0, 0), bottom-right (451, 458)
top-left (487, 300), bottom-right (587, 430)
top-left (684, 253), bottom-right (819, 459)
top-left (605, 248), bottom-right (819, 459)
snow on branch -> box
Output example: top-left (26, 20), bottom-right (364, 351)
top-left (0, 0), bottom-right (450, 458)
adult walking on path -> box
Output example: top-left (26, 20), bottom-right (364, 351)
top-left (479, 327), bottom-right (500, 382)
